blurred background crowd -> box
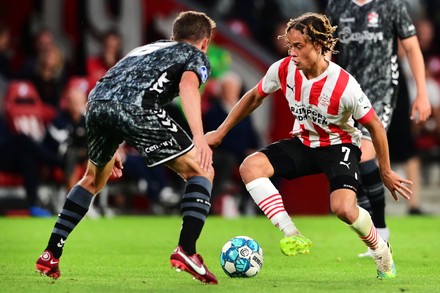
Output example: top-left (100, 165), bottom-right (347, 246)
top-left (0, 0), bottom-right (439, 218)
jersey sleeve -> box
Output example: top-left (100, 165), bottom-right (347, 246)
top-left (257, 59), bottom-right (283, 97)
top-left (393, 0), bottom-right (417, 39)
top-left (184, 50), bottom-right (211, 86)
top-left (345, 77), bottom-right (375, 125)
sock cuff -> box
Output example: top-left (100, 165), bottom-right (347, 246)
top-left (187, 176), bottom-right (212, 194)
top-left (245, 177), bottom-right (272, 191)
top-left (246, 177), bottom-right (280, 206)
top-left (350, 206), bottom-right (372, 236)
top-left (66, 185), bottom-right (94, 209)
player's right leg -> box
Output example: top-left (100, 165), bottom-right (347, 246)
top-left (241, 142), bottom-right (312, 256)
top-left (170, 246), bottom-right (218, 284)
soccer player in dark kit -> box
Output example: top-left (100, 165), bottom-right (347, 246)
top-left (35, 11), bottom-right (219, 284)
top-left (326, 0), bottom-right (431, 257)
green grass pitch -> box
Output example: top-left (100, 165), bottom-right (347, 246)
top-left (0, 215), bottom-right (439, 292)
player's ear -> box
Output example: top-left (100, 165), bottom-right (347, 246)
top-left (315, 43), bottom-right (323, 55)
top-left (200, 38), bottom-right (209, 53)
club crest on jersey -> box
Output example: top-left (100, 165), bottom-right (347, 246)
top-left (199, 66), bottom-right (208, 83)
top-left (367, 11), bottom-right (379, 28)
top-left (319, 94), bottom-right (330, 107)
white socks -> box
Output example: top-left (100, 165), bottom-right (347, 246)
top-left (377, 227), bottom-right (390, 242)
top-left (350, 206), bottom-right (386, 251)
top-left (246, 178), bottom-right (298, 236)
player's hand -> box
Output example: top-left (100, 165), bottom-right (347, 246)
top-left (205, 130), bottom-right (222, 148)
top-left (193, 135), bottom-right (213, 172)
top-left (380, 170), bottom-right (412, 201)
top-left (111, 151), bottom-right (124, 178)
top-left (411, 94), bottom-right (431, 123)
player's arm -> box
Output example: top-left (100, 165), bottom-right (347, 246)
top-left (179, 70), bottom-right (212, 172)
top-left (206, 58), bottom-right (282, 147)
top-left (205, 85), bottom-right (266, 148)
top-left (362, 113), bottom-right (412, 201)
top-left (400, 36), bottom-right (432, 122)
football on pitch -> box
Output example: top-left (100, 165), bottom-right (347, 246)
top-left (220, 236), bottom-right (263, 278)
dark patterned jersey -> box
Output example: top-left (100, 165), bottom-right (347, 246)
top-left (326, 0), bottom-right (416, 101)
top-left (88, 40), bottom-right (211, 108)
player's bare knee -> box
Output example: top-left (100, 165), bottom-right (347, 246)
top-left (196, 165), bottom-right (214, 182)
top-left (239, 157), bottom-right (258, 180)
top-left (329, 175), bottom-right (359, 222)
top-left (172, 161), bottom-right (214, 182)
top-left (239, 153), bottom-right (272, 182)
top-left (331, 200), bottom-right (354, 222)
top-left (207, 164), bottom-right (215, 181)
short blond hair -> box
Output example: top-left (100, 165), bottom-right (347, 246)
top-left (172, 11), bottom-right (216, 43)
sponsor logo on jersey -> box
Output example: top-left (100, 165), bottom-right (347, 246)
top-left (290, 105), bottom-right (329, 125)
top-left (339, 27), bottom-right (384, 44)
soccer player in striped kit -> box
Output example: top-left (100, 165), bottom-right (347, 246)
top-left (206, 13), bottom-right (412, 279)
top-left (326, 0), bottom-right (431, 257)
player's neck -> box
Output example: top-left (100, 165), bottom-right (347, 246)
top-left (302, 58), bottom-right (329, 80)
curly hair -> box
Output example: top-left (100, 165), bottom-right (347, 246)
top-left (278, 13), bottom-right (339, 56)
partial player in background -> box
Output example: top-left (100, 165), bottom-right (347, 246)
top-left (35, 11), bottom-right (219, 285)
top-left (326, 0), bottom-right (431, 257)
top-left (206, 13), bottom-right (412, 279)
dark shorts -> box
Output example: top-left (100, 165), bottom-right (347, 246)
top-left (260, 138), bottom-right (362, 193)
top-left (387, 78), bottom-right (417, 162)
top-left (86, 101), bottom-right (193, 167)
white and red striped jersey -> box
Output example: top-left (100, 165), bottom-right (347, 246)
top-left (258, 57), bottom-right (374, 148)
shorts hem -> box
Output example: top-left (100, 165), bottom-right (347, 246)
top-left (147, 144), bottom-right (194, 167)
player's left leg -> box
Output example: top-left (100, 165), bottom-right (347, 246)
top-left (358, 139), bottom-right (389, 257)
top-left (36, 158), bottom-right (116, 279)
top-left (330, 188), bottom-right (395, 279)
top-left (349, 205), bottom-right (396, 279)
